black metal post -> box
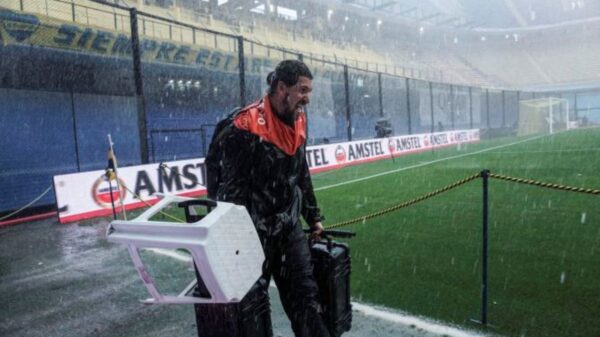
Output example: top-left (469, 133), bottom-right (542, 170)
top-left (517, 91), bottom-right (520, 125)
top-left (450, 85), bottom-right (455, 130)
top-left (378, 72), bottom-right (384, 117)
top-left (406, 78), bottom-right (412, 134)
top-left (70, 89), bottom-right (81, 171)
top-left (237, 36), bottom-right (246, 106)
top-left (429, 82), bottom-right (435, 134)
top-left (469, 87), bottom-right (473, 129)
top-left (343, 65), bottom-right (352, 141)
top-left (150, 133), bottom-right (156, 163)
top-left (574, 92), bottom-right (579, 120)
top-left (480, 169), bottom-right (490, 325)
top-left (20, 0), bottom-right (24, 11)
top-left (71, 2), bottom-right (76, 22)
top-left (502, 91), bottom-right (506, 127)
top-left (107, 178), bottom-right (117, 220)
top-left (486, 89), bottom-right (490, 129)
top-left (130, 8), bottom-right (149, 164)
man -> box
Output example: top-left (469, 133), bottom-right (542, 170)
top-left (206, 60), bottom-right (330, 337)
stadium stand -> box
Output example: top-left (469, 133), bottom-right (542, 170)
top-left (0, 0), bottom-right (598, 221)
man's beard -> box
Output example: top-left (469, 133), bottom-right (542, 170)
top-left (280, 94), bottom-right (301, 125)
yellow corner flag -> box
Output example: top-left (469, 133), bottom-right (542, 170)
top-left (107, 134), bottom-right (127, 220)
top-left (107, 147), bottom-right (117, 181)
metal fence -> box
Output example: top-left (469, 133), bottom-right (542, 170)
top-left (0, 0), bottom-right (598, 213)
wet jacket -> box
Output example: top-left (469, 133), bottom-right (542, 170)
top-left (206, 96), bottom-right (323, 238)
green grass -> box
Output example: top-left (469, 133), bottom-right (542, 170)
top-left (123, 128), bottom-right (600, 337)
top-left (311, 128), bottom-right (600, 337)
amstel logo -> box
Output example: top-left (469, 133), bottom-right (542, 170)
top-left (334, 145), bottom-right (347, 164)
top-left (388, 139), bottom-right (396, 154)
top-left (91, 175), bottom-right (127, 208)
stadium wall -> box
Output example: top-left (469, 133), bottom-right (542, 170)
top-left (1, 5), bottom-right (596, 219)
top-left (52, 129), bottom-right (480, 223)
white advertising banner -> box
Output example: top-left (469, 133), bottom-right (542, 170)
top-left (305, 129), bottom-right (480, 173)
top-left (53, 129), bottom-right (479, 223)
top-left (53, 158), bottom-right (207, 223)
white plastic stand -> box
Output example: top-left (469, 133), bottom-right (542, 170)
top-left (106, 194), bottom-right (264, 304)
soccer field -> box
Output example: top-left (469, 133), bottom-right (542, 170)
top-left (311, 127), bottom-right (600, 337)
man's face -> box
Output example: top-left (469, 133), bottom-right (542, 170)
top-left (278, 76), bottom-right (312, 120)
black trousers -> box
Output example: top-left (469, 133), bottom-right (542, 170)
top-left (259, 222), bottom-right (331, 337)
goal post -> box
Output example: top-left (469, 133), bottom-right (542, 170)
top-left (518, 97), bottom-right (570, 136)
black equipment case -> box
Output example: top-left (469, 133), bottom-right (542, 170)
top-left (179, 199), bottom-right (273, 337)
top-left (306, 229), bottom-right (355, 337)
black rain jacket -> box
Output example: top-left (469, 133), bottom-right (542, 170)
top-left (205, 104), bottom-right (323, 239)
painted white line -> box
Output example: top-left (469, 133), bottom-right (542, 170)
top-left (315, 134), bottom-right (546, 192)
top-left (484, 148), bottom-right (600, 154)
top-left (352, 302), bottom-right (489, 337)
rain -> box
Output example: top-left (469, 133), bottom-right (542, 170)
top-left (1, 1), bottom-right (600, 337)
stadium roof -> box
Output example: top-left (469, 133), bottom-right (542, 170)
top-left (225, 0), bottom-right (599, 29)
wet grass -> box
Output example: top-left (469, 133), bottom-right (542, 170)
top-left (311, 128), bottom-right (600, 337)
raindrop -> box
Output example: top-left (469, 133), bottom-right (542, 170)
top-left (560, 272), bottom-right (566, 284)
top-left (367, 264), bottom-right (371, 272)
top-left (364, 257), bottom-right (368, 266)
top-left (548, 200), bottom-right (552, 208)
top-left (581, 212), bottom-right (587, 224)
top-left (451, 256), bottom-right (455, 265)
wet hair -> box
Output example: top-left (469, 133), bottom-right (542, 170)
top-left (267, 60), bottom-right (313, 95)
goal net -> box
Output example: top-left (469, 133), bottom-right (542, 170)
top-left (518, 97), bottom-right (570, 136)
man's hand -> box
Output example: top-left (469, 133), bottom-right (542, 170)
top-left (310, 222), bottom-right (324, 240)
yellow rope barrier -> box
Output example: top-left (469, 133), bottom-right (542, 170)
top-left (324, 170), bottom-right (599, 230)
top-left (0, 185), bottom-right (53, 222)
top-left (325, 173), bottom-right (481, 230)
top-left (488, 173), bottom-right (600, 195)
top-left (151, 164), bottom-right (600, 229)
top-left (119, 184), bottom-right (186, 223)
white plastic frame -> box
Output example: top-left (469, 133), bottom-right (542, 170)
top-left (106, 194), bottom-right (264, 304)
